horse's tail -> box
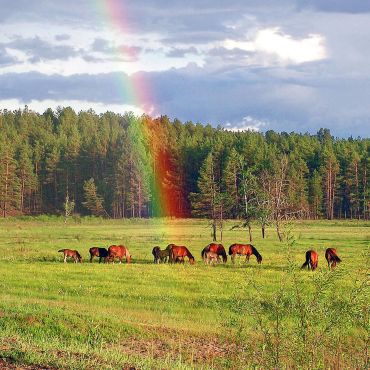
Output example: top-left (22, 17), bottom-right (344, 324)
top-left (58, 249), bottom-right (65, 253)
top-left (228, 244), bottom-right (234, 255)
top-left (251, 245), bottom-right (262, 263)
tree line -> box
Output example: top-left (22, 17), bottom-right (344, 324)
top-left (0, 107), bottom-right (368, 232)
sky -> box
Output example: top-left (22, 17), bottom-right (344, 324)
top-left (0, 0), bottom-right (369, 137)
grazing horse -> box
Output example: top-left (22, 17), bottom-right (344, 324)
top-left (325, 248), bottom-right (341, 270)
top-left (89, 247), bottom-right (108, 263)
top-left (204, 251), bottom-right (220, 265)
top-left (170, 245), bottom-right (195, 264)
top-left (201, 243), bottom-right (227, 263)
top-left (58, 249), bottom-right (82, 263)
top-left (301, 250), bottom-right (318, 271)
top-left (107, 245), bottom-right (131, 264)
top-left (152, 245), bottom-right (171, 264)
top-left (228, 244), bottom-right (262, 264)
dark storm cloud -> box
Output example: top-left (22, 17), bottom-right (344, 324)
top-left (1, 1), bottom-right (370, 137)
top-left (1, 36), bottom-right (78, 61)
top-left (166, 47), bottom-right (199, 58)
top-left (55, 34), bottom-right (71, 41)
top-left (297, 0), bottom-right (370, 13)
top-left (0, 47), bottom-right (19, 66)
top-left (90, 38), bottom-right (142, 62)
top-left (0, 72), bottom-right (132, 103)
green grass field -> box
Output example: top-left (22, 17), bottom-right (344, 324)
top-left (0, 218), bottom-right (368, 369)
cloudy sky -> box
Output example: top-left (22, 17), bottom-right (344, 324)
top-left (0, 0), bottom-right (369, 137)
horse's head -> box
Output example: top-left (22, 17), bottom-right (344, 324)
top-left (257, 255), bottom-right (262, 264)
top-left (189, 257), bottom-right (195, 265)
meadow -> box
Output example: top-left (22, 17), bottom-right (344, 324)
top-left (0, 217), bottom-right (368, 369)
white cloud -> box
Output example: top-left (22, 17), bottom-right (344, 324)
top-left (0, 98), bottom-right (144, 115)
top-left (223, 27), bottom-right (327, 65)
top-left (224, 115), bottom-right (268, 132)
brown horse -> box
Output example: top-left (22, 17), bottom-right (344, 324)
top-left (204, 251), bottom-right (220, 265)
top-left (170, 245), bottom-right (195, 264)
top-left (107, 245), bottom-right (131, 264)
top-left (201, 243), bottom-right (227, 263)
top-left (325, 248), bottom-right (341, 270)
top-left (152, 245), bottom-right (171, 264)
top-left (301, 250), bottom-right (318, 271)
top-left (228, 244), bottom-right (262, 264)
top-left (89, 247), bottom-right (108, 263)
top-left (58, 249), bottom-right (82, 263)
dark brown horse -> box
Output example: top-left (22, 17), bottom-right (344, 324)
top-left (89, 247), bottom-right (108, 263)
top-left (152, 245), bottom-right (171, 263)
top-left (301, 250), bottom-right (318, 271)
top-left (107, 245), bottom-right (131, 264)
top-left (58, 249), bottom-right (82, 263)
top-left (201, 243), bottom-right (227, 263)
top-left (170, 245), bottom-right (195, 264)
top-left (325, 248), bottom-right (341, 270)
top-left (228, 244), bottom-right (262, 264)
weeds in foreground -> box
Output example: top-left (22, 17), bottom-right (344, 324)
top-left (226, 225), bottom-right (369, 369)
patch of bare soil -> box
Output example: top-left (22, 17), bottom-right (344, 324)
top-left (118, 327), bottom-right (238, 366)
top-left (0, 358), bottom-right (54, 370)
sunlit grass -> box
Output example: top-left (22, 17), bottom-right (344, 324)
top-left (0, 218), bottom-right (368, 369)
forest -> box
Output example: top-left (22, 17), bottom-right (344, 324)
top-left (0, 107), bottom-right (368, 228)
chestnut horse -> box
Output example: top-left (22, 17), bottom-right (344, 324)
top-left (325, 248), bottom-right (341, 270)
top-left (301, 250), bottom-right (318, 271)
top-left (58, 249), bottom-right (82, 263)
top-left (152, 245), bottom-right (171, 263)
top-left (107, 245), bottom-right (131, 264)
top-left (201, 243), bottom-right (227, 263)
top-left (89, 247), bottom-right (108, 263)
top-left (170, 245), bottom-right (195, 264)
top-left (228, 244), bottom-right (262, 264)
top-left (204, 251), bottom-right (220, 264)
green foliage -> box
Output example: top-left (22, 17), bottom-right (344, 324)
top-left (82, 178), bottom-right (105, 216)
top-left (0, 108), bottom-right (368, 221)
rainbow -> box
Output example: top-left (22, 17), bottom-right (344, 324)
top-left (95, 0), bottom-right (187, 234)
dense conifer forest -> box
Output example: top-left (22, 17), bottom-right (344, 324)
top-left (0, 107), bottom-right (368, 222)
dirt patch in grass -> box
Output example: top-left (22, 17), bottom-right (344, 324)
top-left (118, 327), bottom-right (238, 365)
top-left (0, 358), bottom-right (55, 370)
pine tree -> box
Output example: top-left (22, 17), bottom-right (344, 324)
top-left (82, 178), bottom-right (105, 216)
top-left (17, 144), bottom-right (36, 214)
top-left (190, 152), bottom-right (223, 241)
top-left (0, 143), bottom-right (20, 217)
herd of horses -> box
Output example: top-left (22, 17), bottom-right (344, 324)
top-left (58, 243), bottom-right (341, 270)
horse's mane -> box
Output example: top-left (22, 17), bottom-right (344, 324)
top-left (186, 248), bottom-right (195, 260)
top-left (219, 247), bottom-right (227, 259)
top-left (201, 245), bottom-right (210, 258)
top-left (251, 245), bottom-right (262, 262)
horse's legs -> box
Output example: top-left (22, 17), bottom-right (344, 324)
top-left (64, 255), bottom-right (67, 263)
